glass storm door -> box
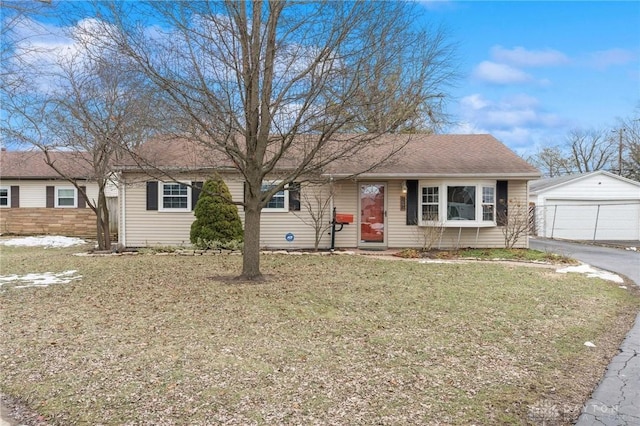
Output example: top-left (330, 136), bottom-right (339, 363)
top-left (359, 183), bottom-right (386, 245)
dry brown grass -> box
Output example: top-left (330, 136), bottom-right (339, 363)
top-left (1, 244), bottom-right (638, 425)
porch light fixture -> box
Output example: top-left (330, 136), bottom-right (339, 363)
top-left (401, 181), bottom-right (407, 194)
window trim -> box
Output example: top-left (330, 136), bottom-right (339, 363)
top-left (420, 185), bottom-right (439, 222)
top-left (158, 181), bottom-right (192, 212)
top-left (262, 181), bottom-right (289, 212)
top-left (418, 180), bottom-right (497, 227)
top-left (55, 186), bottom-right (77, 208)
top-left (0, 187), bottom-right (9, 208)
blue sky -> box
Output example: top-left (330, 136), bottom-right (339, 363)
top-left (4, 1), bottom-right (639, 156)
top-left (423, 1), bottom-right (640, 155)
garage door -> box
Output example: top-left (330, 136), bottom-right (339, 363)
top-left (543, 199), bottom-right (640, 240)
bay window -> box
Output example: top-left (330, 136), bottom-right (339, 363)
top-left (419, 181), bottom-right (496, 226)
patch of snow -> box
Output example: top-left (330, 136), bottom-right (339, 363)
top-left (584, 341), bottom-right (596, 347)
top-left (556, 264), bottom-right (624, 284)
top-left (0, 270), bottom-right (82, 289)
top-left (0, 236), bottom-right (86, 248)
top-left (626, 247), bottom-right (637, 252)
top-left (619, 285), bottom-right (628, 289)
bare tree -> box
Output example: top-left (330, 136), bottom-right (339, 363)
top-left (617, 108), bottom-right (640, 181)
top-left (565, 128), bottom-right (616, 173)
top-left (293, 181), bottom-right (334, 251)
top-left (497, 200), bottom-right (530, 249)
top-left (527, 145), bottom-right (569, 178)
top-left (1, 0), bottom-right (53, 96)
top-left (89, 1), bottom-right (457, 279)
top-left (44, 51), bottom-right (159, 250)
top-left (416, 220), bottom-right (445, 252)
top-left (528, 129), bottom-right (617, 177)
top-left (1, 26), bottom-right (159, 249)
top-left (341, 24), bottom-right (456, 133)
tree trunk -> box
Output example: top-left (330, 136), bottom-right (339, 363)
top-left (241, 204), bottom-right (263, 281)
top-left (95, 190), bottom-right (111, 251)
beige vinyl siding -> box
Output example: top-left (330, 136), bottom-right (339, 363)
top-left (120, 173), bottom-right (531, 249)
top-left (122, 180), bottom-right (195, 247)
top-left (0, 180), bottom-right (99, 208)
top-left (255, 182), bottom-right (333, 250)
top-left (331, 180), bottom-right (359, 248)
top-left (121, 173), bottom-right (338, 249)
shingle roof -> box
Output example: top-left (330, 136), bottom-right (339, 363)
top-left (0, 150), bottom-right (95, 179)
top-left (117, 133), bottom-right (540, 179)
top-left (326, 134), bottom-right (540, 177)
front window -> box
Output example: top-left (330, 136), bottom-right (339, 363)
top-left (421, 186), bottom-right (439, 221)
top-left (160, 182), bottom-right (190, 211)
top-left (482, 186), bottom-right (495, 221)
top-left (257, 181), bottom-right (301, 212)
top-left (56, 187), bottom-right (76, 208)
top-left (263, 183), bottom-right (286, 210)
top-left (0, 187), bottom-right (8, 207)
top-left (419, 181), bottom-right (497, 227)
top-left (447, 186), bottom-right (475, 220)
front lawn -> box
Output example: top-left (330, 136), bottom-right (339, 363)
top-left (1, 245), bottom-right (638, 425)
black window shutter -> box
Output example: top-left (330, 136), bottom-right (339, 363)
top-left (146, 181), bottom-right (158, 211)
top-left (78, 186), bottom-right (86, 208)
top-left (496, 180), bottom-right (508, 226)
top-left (406, 180), bottom-right (418, 225)
top-left (191, 181), bottom-right (203, 210)
top-left (288, 182), bottom-right (301, 211)
top-left (46, 186), bottom-right (54, 208)
top-left (10, 186), bottom-right (19, 208)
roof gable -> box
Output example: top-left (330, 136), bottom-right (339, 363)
top-left (530, 170), bottom-right (640, 194)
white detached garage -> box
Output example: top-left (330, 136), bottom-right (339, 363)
top-left (529, 171), bottom-right (640, 241)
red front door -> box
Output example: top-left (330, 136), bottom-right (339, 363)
top-left (360, 183), bottom-right (385, 244)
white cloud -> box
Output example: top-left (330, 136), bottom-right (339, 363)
top-left (459, 93), bottom-right (490, 110)
top-left (7, 17), bottom-right (121, 92)
top-left (588, 48), bottom-right (636, 70)
top-left (472, 61), bottom-right (533, 85)
top-left (454, 93), bottom-right (567, 150)
top-left (490, 45), bottom-right (569, 67)
top-left (459, 93), bottom-right (562, 128)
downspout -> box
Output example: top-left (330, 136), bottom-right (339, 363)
top-left (119, 174), bottom-right (126, 249)
top-left (328, 175), bottom-right (335, 251)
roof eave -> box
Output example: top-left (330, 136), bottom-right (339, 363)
top-left (0, 175), bottom-right (95, 180)
top-left (324, 172), bottom-right (541, 179)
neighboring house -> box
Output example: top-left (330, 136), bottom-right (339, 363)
top-left (529, 170), bottom-right (640, 241)
top-left (0, 149), bottom-right (107, 237)
top-left (116, 134), bottom-right (540, 250)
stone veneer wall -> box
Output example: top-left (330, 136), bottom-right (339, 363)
top-left (0, 208), bottom-right (97, 238)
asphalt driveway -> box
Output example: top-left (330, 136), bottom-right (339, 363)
top-left (530, 238), bottom-right (640, 425)
top-left (530, 238), bottom-right (639, 285)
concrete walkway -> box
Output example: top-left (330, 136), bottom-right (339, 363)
top-left (530, 238), bottom-right (640, 425)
